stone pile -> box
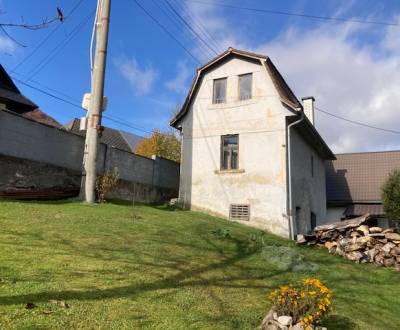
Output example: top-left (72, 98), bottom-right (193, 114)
top-left (260, 310), bottom-right (327, 330)
top-left (297, 214), bottom-right (400, 270)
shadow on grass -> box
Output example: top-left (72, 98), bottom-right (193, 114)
top-left (322, 315), bottom-right (356, 329)
top-left (0, 233), bottom-right (279, 308)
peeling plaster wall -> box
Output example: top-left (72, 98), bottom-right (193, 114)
top-left (179, 56), bottom-right (293, 237)
top-left (289, 127), bottom-right (327, 234)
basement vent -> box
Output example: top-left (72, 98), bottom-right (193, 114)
top-left (229, 204), bottom-right (250, 221)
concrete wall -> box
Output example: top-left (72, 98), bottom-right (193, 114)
top-left (179, 56), bottom-right (293, 237)
top-left (326, 206), bottom-right (346, 223)
top-left (289, 127), bottom-right (327, 234)
top-left (0, 110), bottom-right (180, 201)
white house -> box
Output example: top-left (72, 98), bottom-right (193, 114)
top-left (171, 48), bottom-right (335, 239)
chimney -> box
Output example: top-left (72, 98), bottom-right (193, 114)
top-left (302, 96), bottom-right (315, 125)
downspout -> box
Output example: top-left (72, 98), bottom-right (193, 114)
top-left (287, 109), bottom-right (305, 240)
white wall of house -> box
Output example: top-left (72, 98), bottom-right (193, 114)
top-left (178, 56), bottom-right (328, 238)
top-left (179, 56), bottom-right (295, 237)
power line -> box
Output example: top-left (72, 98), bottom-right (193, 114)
top-left (11, 76), bottom-right (153, 135)
top-left (175, 0), bottom-right (221, 52)
top-left (185, 0), bottom-right (400, 27)
top-left (133, 0), bottom-right (201, 64)
top-left (26, 10), bottom-right (95, 80)
top-left (163, 0), bottom-right (218, 57)
top-left (11, 0), bottom-right (86, 73)
top-left (315, 107), bottom-right (400, 135)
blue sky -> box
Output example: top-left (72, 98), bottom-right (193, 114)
top-left (1, 0), bottom-right (400, 152)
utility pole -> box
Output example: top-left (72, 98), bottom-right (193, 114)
top-left (82, 0), bottom-right (111, 203)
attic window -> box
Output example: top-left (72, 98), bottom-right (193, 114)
top-left (230, 204), bottom-right (250, 221)
top-left (213, 77), bottom-right (227, 104)
top-left (239, 73), bottom-right (252, 100)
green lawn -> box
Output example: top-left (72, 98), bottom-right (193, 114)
top-left (0, 200), bottom-right (399, 330)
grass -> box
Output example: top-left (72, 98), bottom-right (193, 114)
top-left (0, 200), bottom-right (399, 330)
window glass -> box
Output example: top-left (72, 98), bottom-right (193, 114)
top-left (213, 78), bottom-right (227, 104)
top-left (221, 135), bottom-right (238, 170)
top-left (239, 73), bottom-right (252, 100)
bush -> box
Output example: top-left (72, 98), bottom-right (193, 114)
top-left (269, 278), bottom-right (333, 328)
top-left (382, 170), bottom-right (400, 223)
top-left (95, 169), bottom-right (119, 203)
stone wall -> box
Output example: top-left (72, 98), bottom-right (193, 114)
top-left (0, 110), bottom-right (180, 201)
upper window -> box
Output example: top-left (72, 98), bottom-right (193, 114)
top-left (213, 78), bottom-right (227, 104)
top-left (239, 73), bottom-right (252, 100)
top-left (221, 134), bottom-right (238, 170)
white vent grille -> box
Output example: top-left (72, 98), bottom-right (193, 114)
top-left (230, 204), bottom-right (250, 221)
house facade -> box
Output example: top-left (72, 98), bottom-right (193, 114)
top-left (171, 48), bottom-right (335, 238)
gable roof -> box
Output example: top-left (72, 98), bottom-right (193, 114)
top-left (170, 47), bottom-right (302, 128)
top-left (64, 118), bottom-right (143, 153)
top-left (326, 150), bottom-right (400, 204)
top-left (0, 64), bottom-right (37, 112)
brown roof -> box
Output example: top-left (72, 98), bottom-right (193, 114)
top-left (21, 108), bottom-right (61, 128)
top-left (64, 118), bottom-right (143, 153)
top-left (170, 47), bottom-right (302, 128)
top-left (326, 150), bottom-right (400, 204)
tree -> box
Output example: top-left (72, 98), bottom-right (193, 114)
top-left (381, 170), bottom-right (400, 223)
top-left (135, 129), bottom-right (181, 162)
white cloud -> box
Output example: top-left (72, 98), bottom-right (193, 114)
top-left (114, 57), bottom-right (157, 95)
top-left (165, 60), bottom-right (192, 93)
top-left (255, 20), bottom-right (400, 153)
top-left (170, 2), bottom-right (400, 153)
top-left (0, 35), bottom-right (16, 54)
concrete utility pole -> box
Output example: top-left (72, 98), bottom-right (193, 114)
top-left (82, 0), bottom-right (111, 203)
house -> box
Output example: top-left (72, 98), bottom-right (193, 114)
top-left (64, 118), bottom-right (143, 153)
top-left (0, 64), bottom-right (61, 128)
top-left (326, 150), bottom-right (400, 227)
top-left (171, 48), bottom-right (335, 238)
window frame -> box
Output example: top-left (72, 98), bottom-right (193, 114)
top-left (220, 134), bottom-right (239, 171)
top-left (212, 77), bottom-right (227, 104)
top-left (238, 73), bottom-right (253, 101)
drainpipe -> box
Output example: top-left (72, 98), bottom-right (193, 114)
top-left (287, 109), bottom-right (305, 240)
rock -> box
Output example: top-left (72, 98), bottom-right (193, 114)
top-left (356, 225), bottom-right (370, 235)
top-left (291, 324), bottom-right (303, 330)
top-left (382, 242), bottom-right (396, 254)
top-left (383, 257), bottom-right (396, 267)
top-left (277, 316), bottom-right (292, 326)
top-left (296, 234), bottom-right (307, 244)
top-left (365, 248), bottom-right (378, 261)
top-left (385, 233), bottom-right (400, 241)
top-left (346, 243), bottom-right (363, 252)
top-left (273, 312), bottom-right (278, 320)
top-left (324, 241), bottom-right (337, 251)
top-left (356, 236), bottom-right (371, 245)
top-left (369, 226), bottom-right (383, 233)
top-left (395, 263), bottom-right (400, 272)
top-left (392, 247), bottom-right (400, 255)
top-left (346, 251), bottom-right (364, 262)
top-left (383, 228), bottom-right (396, 234)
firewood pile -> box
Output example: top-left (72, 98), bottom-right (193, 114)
top-left (297, 214), bottom-right (400, 271)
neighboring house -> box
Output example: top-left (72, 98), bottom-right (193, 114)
top-left (171, 48), bottom-right (335, 238)
top-left (64, 118), bottom-right (143, 153)
top-left (326, 150), bottom-right (400, 226)
top-left (0, 64), bottom-right (61, 128)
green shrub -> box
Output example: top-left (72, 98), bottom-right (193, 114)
top-left (381, 170), bottom-right (400, 223)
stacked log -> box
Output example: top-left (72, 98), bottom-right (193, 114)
top-left (297, 214), bottom-right (400, 271)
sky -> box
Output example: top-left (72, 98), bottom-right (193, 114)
top-left (0, 0), bottom-right (399, 153)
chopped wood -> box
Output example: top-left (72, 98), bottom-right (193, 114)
top-left (297, 214), bottom-right (400, 270)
